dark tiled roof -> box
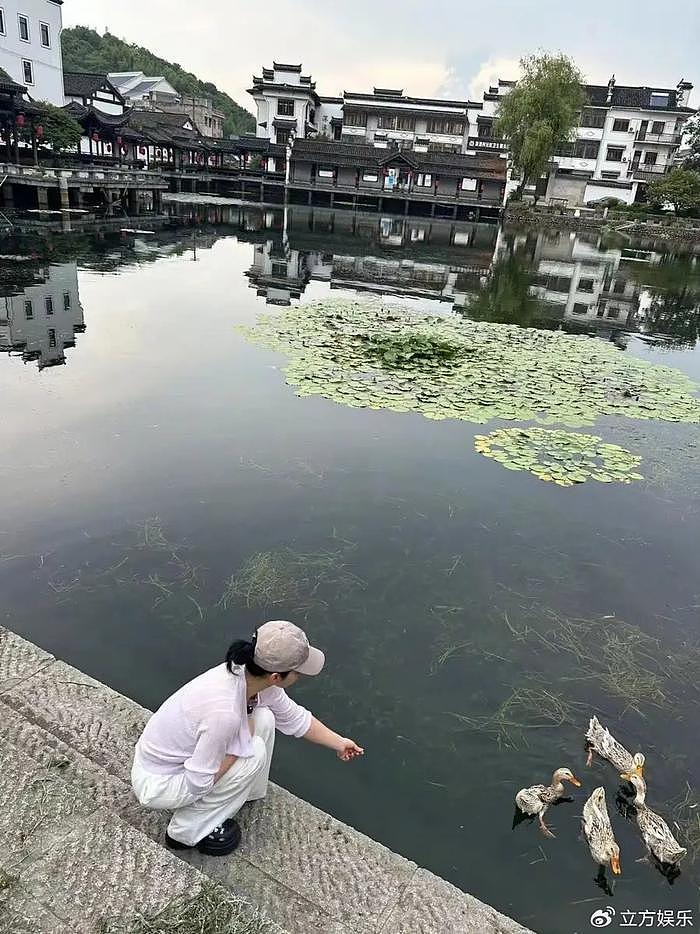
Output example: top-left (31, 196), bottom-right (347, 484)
top-left (343, 90), bottom-right (481, 109)
top-left (0, 67), bottom-right (26, 94)
top-left (64, 72), bottom-right (123, 101)
top-left (291, 139), bottom-right (506, 179)
top-left (273, 63), bottom-right (302, 72)
top-left (63, 101), bottom-right (131, 128)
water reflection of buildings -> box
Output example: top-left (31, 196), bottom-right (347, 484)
top-left (0, 263), bottom-right (85, 370)
top-left (244, 207), bottom-right (499, 308)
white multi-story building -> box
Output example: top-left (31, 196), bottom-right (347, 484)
top-left (0, 0), bottom-right (64, 105)
top-left (248, 63), bottom-right (326, 146)
top-left (0, 262), bottom-right (85, 370)
top-left (476, 76), bottom-right (695, 205)
top-left (340, 87), bottom-right (482, 154)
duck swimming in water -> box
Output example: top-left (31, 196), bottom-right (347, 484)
top-left (582, 786), bottom-right (622, 882)
top-left (620, 771), bottom-right (687, 867)
top-left (586, 716), bottom-right (645, 778)
top-left (515, 767), bottom-right (581, 837)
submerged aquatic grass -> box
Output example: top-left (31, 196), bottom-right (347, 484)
top-left (241, 298), bottom-right (700, 427)
top-left (218, 546), bottom-right (365, 615)
top-left (474, 428), bottom-right (643, 486)
top-left (451, 683), bottom-right (585, 749)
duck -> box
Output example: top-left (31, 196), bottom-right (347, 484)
top-left (582, 786), bottom-right (622, 879)
top-left (515, 767), bottom-right (581, 837)
top-left (585, 715), bottom-right (645, 777)
top-left (620, 771), bottom-right (687, 867)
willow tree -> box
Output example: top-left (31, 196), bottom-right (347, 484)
top-left (496, 53), bottom-right (585, 200)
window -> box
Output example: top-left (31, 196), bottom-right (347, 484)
top-left (40, 22), bottom-right (50, 47)
top-left (607, 307), bottom-right (620, 319)
top-left (606, 146), bottom-right (624, 162)
top-left (45, 296), bottom-right (53, 315)
top-left (612, 279), bottom-right (626, 294)
top-left (271, 262), bottom-right (287, 278)
top-left (0, 9), bottom-right (5, 35)
top-left (580, 109), bottom-right (606, 129)
top-left (277, 99), bottom-right (294, 117)
top-left (572, 303), bottom-right (589, 315)
top-left (461, 177), bottom-right (477, 191)
top-left (362, 171), bottom-right (378, 182)
top-left (578, 278), bottom-right (595, 293)
top-left (427, 118), bottom-right (464, 135)
top-left (396, 116), bottom-right (415, 131)
top-left (344, 110), bottom-right (366, 127)
top-left (18, 13), bottom-right (29, 40)
top-left (63, 292), bottom-right (71, 311)
top-left (24, 300), bottom-right (33, 320)
top-left (573, 140), bottom-right (600, 160)
top-left (650, 92), bottom-right (669, 108)
top-left (317, 167), bottom-right (335, 178)
top-left (601, 171), bottom-right (620, 179)
top-left (415, 173), bottom-right (432, 187)
top-left (612, 118), bottom-right (630, 132)
top-left (651, 120), bottom-right (665, 135)
top-left (22, 60), bottom-right (33, 85)
top-left (48, 328), bottom-right (56, 348)
top-left (643, 151), bottom-right (658, 165)
top-left (377, 114), bottom-right (397, 130)
top-left (276, 129), bottom-right (290, 146)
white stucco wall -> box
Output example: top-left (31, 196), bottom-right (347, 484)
top-left (0, 0), bottom-right (64, 105)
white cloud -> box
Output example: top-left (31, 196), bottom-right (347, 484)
top-left (467, 58), bottom-right (522, 100)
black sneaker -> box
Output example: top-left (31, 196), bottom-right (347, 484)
top-left (166, 819), bottom-right (241, 857)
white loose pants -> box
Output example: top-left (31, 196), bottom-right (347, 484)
top-left (131, 706), bottom-right (275, 846)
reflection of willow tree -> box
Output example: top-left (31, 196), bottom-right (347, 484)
top-left (629, 259), bottom-right (700, 348)
top-left (463, 253), bottom-right (540, 327)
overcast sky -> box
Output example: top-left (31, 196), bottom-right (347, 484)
top-left (64, 0), bottom-right (699, 109)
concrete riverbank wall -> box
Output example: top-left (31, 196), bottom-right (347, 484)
top-left (0, 627), bottom-right (533, 934)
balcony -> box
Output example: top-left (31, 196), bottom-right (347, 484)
top-left (628, 164), bottom-right (669, 181)
top-left (634, 131), bottom-right (682, 145)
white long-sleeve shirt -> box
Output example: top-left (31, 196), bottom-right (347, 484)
top-left (135, 663), bottom-right (312, 797)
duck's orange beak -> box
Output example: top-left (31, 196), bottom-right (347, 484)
top-left (610, 854), bottom-right (621, 875)
top-left (567, 775), bottom-right (582, 787)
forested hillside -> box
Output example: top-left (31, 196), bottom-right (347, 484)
top-left (61, 27), bottom-right (255, 136)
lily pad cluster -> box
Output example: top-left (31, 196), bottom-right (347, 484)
top-left (241, 298), bottom-right (700, 427)
top-left (474, 428), bottom-right (644, 486)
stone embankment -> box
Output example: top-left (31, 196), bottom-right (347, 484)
top-left (0, 627), bottom-right (533, 934)
top-left (505, 205), bottom-right (700, 244)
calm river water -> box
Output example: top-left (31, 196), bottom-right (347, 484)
top-left (2, 205), bottom-right (699, 933)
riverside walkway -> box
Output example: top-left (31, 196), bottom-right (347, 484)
top-left (0, 627), bottom-right (533, 934)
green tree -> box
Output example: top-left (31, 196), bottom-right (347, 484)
top-left (33, 102), bottom-right (83, 151)
top-left (465, 253), bottom-right (539, 327)
top-left (681, 116), bottom-right (700, 171)
top-left (647, 168), bottom-right (700, 215)
top-left (495, 53), bottom-right (585, 200)
top-left (61, 26), bottom-right (255, 137)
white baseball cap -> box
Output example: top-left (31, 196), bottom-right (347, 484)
top-left (254, 620), bottom-right (325, 676)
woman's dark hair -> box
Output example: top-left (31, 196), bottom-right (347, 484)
top-left (225, 638), bottom-right (290, 678)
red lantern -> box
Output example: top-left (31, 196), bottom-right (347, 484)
top-left (115, 135), bottom-right (123, 146)
top-left (139, 146), bottom-right (146, 156)
top-left (36, 125), bottom-right (44, 139)
top-left (92, 131), bottom-right (100, 142)
top-left (15, 114), bottom-right (26, 127)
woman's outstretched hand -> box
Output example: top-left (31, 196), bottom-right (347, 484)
top-left (336, 738), bottom-right (364, 762)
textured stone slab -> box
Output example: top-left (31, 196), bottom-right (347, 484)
top-left (0, 741), bottom-right (98, 871)
top-left (379, 868), bottom-right (532, 934)
top-left (1, 659), bottom-right (149, 784)
top-left (0, 883), bottom-right (69, 934)
top-left (22, 808), bottom-right (206, 931)
top-left (183, 850), bottom-right (354, 934)
top-left (234, 785), bottom-right (416, 933)
top-left (0, 627), bottom-right (54, 693)
top-left (0, 698), bottom-right (132, 814)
